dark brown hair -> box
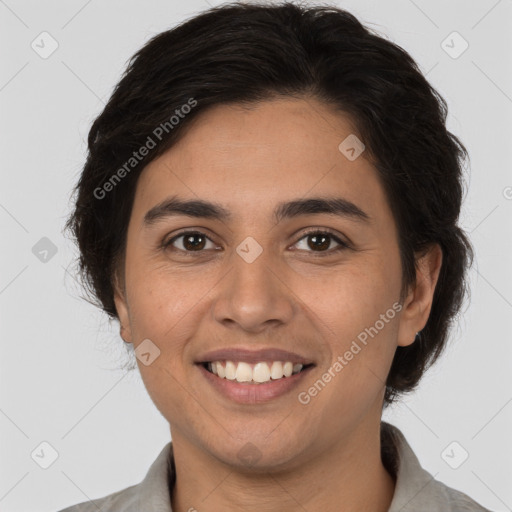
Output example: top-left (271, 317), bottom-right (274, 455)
top-left (64, 1), bottom-right (473, 407)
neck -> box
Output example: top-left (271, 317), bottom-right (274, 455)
top-left (169, 418), bottom-right (396, 512)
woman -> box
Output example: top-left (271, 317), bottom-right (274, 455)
top-left (59, 2), bottom-right (491, 511)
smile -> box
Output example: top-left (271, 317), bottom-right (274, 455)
top-left (197, 361), bottom-right (315, 404)
top-left (203, 360), bottom-right (312, 384)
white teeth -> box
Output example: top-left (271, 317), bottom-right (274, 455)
top-left (270, 361), bottom-right (284, 379)
top-left (235, 362), bottom-right (253, 382)
top-left (253, 362), bottom-right (271, 383)
top-left (205, 360), bottom-right (305, 384)
top-left (216, 362), bottom-right (226, 378)
top-left (225, 361), bottom-right (237, 380)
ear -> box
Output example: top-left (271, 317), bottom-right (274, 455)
top-left (113, 270), bottom-right (133, 344)
top-left (397, 244), bottom-right (443, 347)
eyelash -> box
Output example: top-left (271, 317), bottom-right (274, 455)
top-left (161, 228), bottom-right (351, 256)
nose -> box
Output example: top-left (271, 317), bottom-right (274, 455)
top-left (211, 248), bottom-right (295, 334)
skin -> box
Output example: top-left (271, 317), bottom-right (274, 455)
top-left (113, 97), bottom-right (442, 512)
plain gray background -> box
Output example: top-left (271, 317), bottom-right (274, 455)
top-left (1, 0), bottom-right (511, 511)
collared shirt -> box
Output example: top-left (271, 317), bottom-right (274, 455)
top-left (58, 422), bottom-right (492, 511)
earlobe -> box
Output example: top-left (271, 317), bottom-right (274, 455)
top-left (113, 277), bottom-right (133, 344)
top-left (397, 244), bottom-right (443, 347)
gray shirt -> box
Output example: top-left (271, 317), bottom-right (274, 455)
top-left (57, 422), bottom-right (492, 511)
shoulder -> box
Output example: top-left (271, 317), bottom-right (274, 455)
top-left (381, 422), bottom-right (493, 512)
top-left (56, 482), bottom-right (140, 512)
top-left (427, 478), bottom-right (493, 512)
top-left (56, 442), bottom-right (174, 512)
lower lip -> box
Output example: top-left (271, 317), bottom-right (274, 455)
top-left (196, 364), bottom-right (314, 404)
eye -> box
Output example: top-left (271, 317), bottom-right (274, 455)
top-left (163, 231), bottom-right (219, 252)
top-left (161, 229), bottom-right (350, 256)
top-left (293, 229), bottom-right (350, 254)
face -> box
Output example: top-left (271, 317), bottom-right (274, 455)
top-left (114, 97), bottom-right (435, 471)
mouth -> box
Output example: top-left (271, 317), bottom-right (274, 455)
top-left (196, 360), bottom-right (315, 404)
top-left (194, 347), bottom-right (316, 403)
top-left (199, 360), bottom-right (315, 385)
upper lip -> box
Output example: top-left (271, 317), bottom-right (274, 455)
top-left (195, 347), bottom-right (315, 366)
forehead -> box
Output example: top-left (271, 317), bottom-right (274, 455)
top-left (131, 97), bottom-right (390, 226)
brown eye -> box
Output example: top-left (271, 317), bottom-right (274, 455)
top-left (164, 231), bottom-right (216, 252)
top-left (182, 233), bottom-right (206, 251)
top-left (306, 233), bottom-right (331, 251)
top-left (294, 230), bottom-right (349, 254)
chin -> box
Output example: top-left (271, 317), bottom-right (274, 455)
top-left (203, 434), bottom-right (310, 474)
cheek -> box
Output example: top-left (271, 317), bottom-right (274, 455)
top-left (127, 270), bottom-right (208, 416)
top-left (127, 264), bottom-right (208, 336)
top-left (125, 264), bottom-right (225, 386)
top-left (303, 260), bottom-right (401, 342)
top-left (298, 257), bottom-right (401, 404)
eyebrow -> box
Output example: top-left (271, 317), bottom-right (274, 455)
top-left (143, 195), bottom-right (370, 227)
